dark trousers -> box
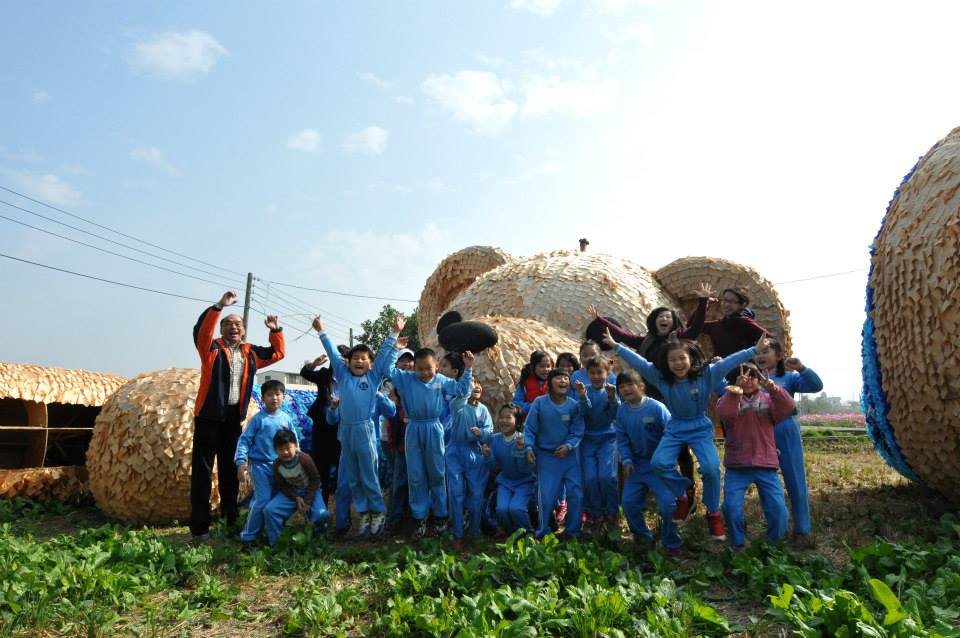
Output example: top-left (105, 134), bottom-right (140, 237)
top-left (190, 406), bottom-right (242, 535)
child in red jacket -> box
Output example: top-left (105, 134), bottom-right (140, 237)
top-left (717, 363), bottom-right (795, 548)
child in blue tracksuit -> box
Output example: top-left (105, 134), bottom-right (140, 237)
top-left (445, 377), bottom-right (494, 547)
top-left (390, 347), bottom-right (475, 538)
top-left (574, 356), bottom-right (620, 529)
top-left (755, 340), bottom-right (822, 541)
top-left (522, 368), bottom-right (585, 539)
top-left (326, 390), bottom-right (395, 537)
top-left (485, 404), bottom-right (536, 535)
top-left (235, 379), bottom-right (298, 544)
top-left (313, 314), bottom-right (403, 539)
top-left (263, 429), bottom-right (329, 545)
top-left (606, 329), bottom-right (768, 541)
top-left (614, 371), bottom-right (680, 552)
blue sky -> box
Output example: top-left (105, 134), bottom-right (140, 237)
top-left (3, 1), bottom-right (960, 399)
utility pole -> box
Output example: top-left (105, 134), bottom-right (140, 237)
top-left (349, 328), bottom-right (354, 347)
top-left (242, 272), bottom-right (253, 336)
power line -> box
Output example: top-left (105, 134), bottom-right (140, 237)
top-left (0, 252), bottom-right (214, 303)
top-left (251, 288), bottom-right (354, 332)
top-left (259, 278), bottom-right (362, 327)
top-left (0, 184), bottom-right (245, 278)
top-left (0, 213), bottom-right (238, 289)
top-left (0, 198), bottom-right (246, 287)
top-left (775, 268), bottom-right (867, 286)
top-left (270, 280), bottom-right (419, 304)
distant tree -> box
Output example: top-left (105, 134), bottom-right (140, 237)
top-left (357, 304), bottom-right (420, 351)
top-left (799, 391), bottom-right (860, 415)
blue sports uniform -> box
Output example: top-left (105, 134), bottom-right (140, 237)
top-left (389, 367), bottom-right (474, 521)
top-left (614, 342), bottom-right (758, 513)
top-left (615, 397), bottom-right (680, 549)
top-left (318, 332), bottom-right (398, 515)
top-left (234, 409), bottom-right (298, 542)
top-left (523, 394), bottom-right (585, 538)
top-left (769, 367), bottom-right (822, 535)
top-left (511, 378), bottom-right (547, 415)
top-left (445, 400), bottom-right (494, 540)
top-left (487, 432), bottom-right (536, 533)
top-left (578, 384), bottom-right (620, 519)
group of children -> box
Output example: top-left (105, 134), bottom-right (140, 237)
top-left (236, 282), bottom-right (823, 554)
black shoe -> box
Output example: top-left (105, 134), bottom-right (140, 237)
top-left (413, 519), bottom-right (427, 539)
top-left (430, 517), bottom-right (448, 537)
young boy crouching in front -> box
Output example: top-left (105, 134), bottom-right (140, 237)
top-left (263, 429), bottom-right (330, 545)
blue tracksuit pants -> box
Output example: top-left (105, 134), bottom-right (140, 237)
top-left (721, 467), bottom-right (788, 547)
top-left (496, 479), bottom-right (535, 533)
top-left (651, 418), bottom-right (722, 512)
top-left (406, 420), bottom-right (447, 520)
top-left (775, 418), bottom-right (811, 534)
top-left (445, 443), bottom-right (489, 539)
top-left (263, 488), bottom-right (330, 545)
top-left (340, 421), bottom-right (384, 514)
top-left (621, 468), bottom-right (680, 549)
top-left (535, 452), bottom-right (582, 538)
top-left (240, 461), bottom-right (275, 542)
top-left (335, 461), bottom-right (352, 531)
top-left (580, 435), bottom-right (619, 517)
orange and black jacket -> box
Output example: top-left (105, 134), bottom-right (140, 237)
top-left (193, 305), bottom-right (285, 419)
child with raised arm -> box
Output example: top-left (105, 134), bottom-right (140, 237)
top-left (484, 405), bottom-right (536, 535)
top-left (389, 348), bottom-right (475, 539)
top-left (522, 368), bottom-right (586, 539)
top-left (754, 340), bottom-right (822, 542)
top-left (234, 379), bottom-right (297, 546)
top-left (605, 328), bottom-right (769, 541)
top-left (574, 356), bottom-right (620, 531)
top-left (615, 371), bottom-right (680, 553)
top-left (311, 313), bottom-right (404, 540)
top-left (717, 363), bottom-right (795, 548)
top-left (445, 377), bottom-right (494, 549)
top-left (263, 429), bottom-right (329, 545)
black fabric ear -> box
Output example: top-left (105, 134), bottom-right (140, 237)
top-left (438, 320), bottom-right (498, 353)
top-left (436, 310), bottom-right (463, 334)
top-left (586, 317), bottom-right (622, 351)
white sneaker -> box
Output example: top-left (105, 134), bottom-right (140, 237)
top-left (358, 512), bottom-right (372, 539)
top-left (370, 512), bottom-right (386, 538)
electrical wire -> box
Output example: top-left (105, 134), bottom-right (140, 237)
top-left (0, 198), bottom-right (247, 286)
top-left (774, 268), bottom-right (868, 286)
top-left (251, 289), bottom-right (354, 333)
top-left (0, 184), bottom-right (245, 278)
top-left (269, 279), bottom-right (419, 303)
top-left (259, 278), bottom-right (362, 327)
top-left (0, 252), bottom-right (214, 303)
top-left (0, 213), bottom-right (238, 289)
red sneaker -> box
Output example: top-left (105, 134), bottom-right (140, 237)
top-left (671, 495), bottom-right (691, 523)
top-left (707, 512), bottom-right (726, 541)
top-left (555, 500), bottom-right (568, 524)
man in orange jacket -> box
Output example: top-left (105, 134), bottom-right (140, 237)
top-left (190, 290), bottom-right (285, 537)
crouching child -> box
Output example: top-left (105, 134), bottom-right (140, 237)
top-left (264, 429), bottom-right (330, 545)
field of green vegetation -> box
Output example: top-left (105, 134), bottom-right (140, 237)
top-left (2, 442), bottom-right (958, 637)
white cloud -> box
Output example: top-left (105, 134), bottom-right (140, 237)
top-left (522, 77), bottom-right (620, 116)
top-left (522, 48), bottom-right (600, 79)
top-left (133, 30), bottom-right (228, 80)
top-left (589, 0), bottom-right (659, 15)
top-left (359, 72), bottom-right (396, 89)
top-left (394, 95), bottom-right (415, 105)
top-left (287, 129), bottom-right (322, 153)
top-left (129, 146), bottom-right (180, 176)
top-left (510, 0), bottom-right (561, 17)
top-left (422, 71), bottom-right (518, 136)
top-left (32, 91), bottom-right (50, 104)
top-left (7, 171), bottom-right (81, 205)
top-left (603, 22), bottom-right (654, 47)
top-left (344, 126), bottom-right (389, 155)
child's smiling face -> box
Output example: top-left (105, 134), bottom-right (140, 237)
top-left (497, 408), bottom-right (517, 435)
top-left (549, 373), bottom-right (570, 396)
top-left (275, 440), bottom-right (297, 462)
top-left (654, 310), bottom-right (675, 336)
top-left (534, 358), bottom-right (553, 380)
top-left (587, 364), bottom-right (607, 389)
top-left (667, 348), bottom-right (692, 379)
